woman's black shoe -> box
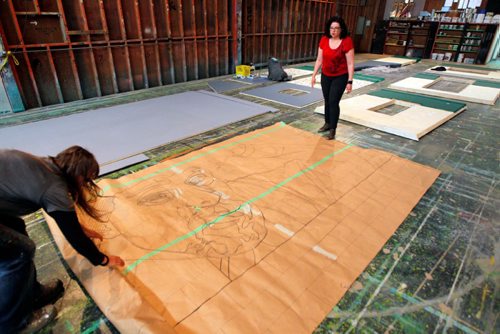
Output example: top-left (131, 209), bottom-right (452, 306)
top-left (325, 129), bottom-right (336, 140)
top-left (318, 123), bottom-right (330, 132)
top-left (33, 279), bottom-right (65, 310)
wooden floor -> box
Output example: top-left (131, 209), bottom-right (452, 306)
top-left (3, 54), bottom-right (498, 334)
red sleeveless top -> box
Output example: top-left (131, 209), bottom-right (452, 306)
top-left (319, 36), bottom-right (353, 77)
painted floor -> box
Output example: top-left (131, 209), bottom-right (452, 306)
top-left (3, 54), bottom-right (498, 334)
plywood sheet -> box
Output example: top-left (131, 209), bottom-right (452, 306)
top-left (376, 57), bottom-right (418, 66)
top-left (314, 94), bottom-right (466, 140)
top-left (0, 91), bottom-right (277, 174)
top-left (389, 76), bottom-right (500, 105)
top-left (426, 66), bottom-right (500, 82)
top-left (46, 123), bottom-right (439, 333)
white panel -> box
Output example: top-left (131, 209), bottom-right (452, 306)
top-left (390, 76), bottom-right (500, 105)
top-left (314, 94), bottom-right (466, 140)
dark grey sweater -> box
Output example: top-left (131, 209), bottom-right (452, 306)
top-left (0, 149), bottom-right (105, 265)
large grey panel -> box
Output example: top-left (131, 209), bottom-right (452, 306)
top-left (240, 82), bottom-right (323, 108)
top-left (0, 90), bottom-right (277, 173)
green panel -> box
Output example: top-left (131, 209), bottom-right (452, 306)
top-left (354, 73), bottom-right (385, 83)
top-left (295, 65), bottom-right (314, 71)
top-left (446, 63), bottom-right (498, 71)
top-left (0, 77), bottom-right (11, 114)
top-left (473, 80), bottom-right (500, 88)
top-left (367, 89), bottom-right (466, 112)
top-left (1, 69), bottom-right (25, 113)
top-left (0, 39), bottom-right (24, 113)
top-left (413, 72), bottom-right (440, 80)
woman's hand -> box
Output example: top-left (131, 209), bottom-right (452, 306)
top-left (108, 255), bottom-right (125, 267)
top-left (311, 75), bottom-right (316, 88)
top-left (345, 83), bottom-right (352, 94)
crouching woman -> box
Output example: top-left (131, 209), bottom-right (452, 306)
top-left (0, 146), bottom-right (124, 333)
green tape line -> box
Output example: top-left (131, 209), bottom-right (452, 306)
top-left (473, 79), bottom-right (500, 89)
top-left (101, 122), bottom-right (287, 194)
top-left (368, 89), bottom-right (465, 112)
top-left (123, 143), bottom-right (354, 274)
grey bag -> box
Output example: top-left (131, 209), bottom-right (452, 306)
top-left (267, 57), bottom-right (290, 81)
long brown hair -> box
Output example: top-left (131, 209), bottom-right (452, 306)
top-left (51, 146), bottom-right (102, 221)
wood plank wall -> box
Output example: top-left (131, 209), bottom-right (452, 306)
top-left (241, 0), bottom-right (336, 67)
top-left (0, 0), bottom-right (372, 110)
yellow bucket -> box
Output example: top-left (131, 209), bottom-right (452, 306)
top-left (236, 65), bottom-right (251, 77)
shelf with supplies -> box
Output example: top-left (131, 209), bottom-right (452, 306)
top-left (380, 20), bottom-right (497, 64)
top-left (434, 48), bottom-right (459, 52)
top-left (430, 22), bottom-right (498, 64)
top-left (383, 20), bottom-right (438, 58)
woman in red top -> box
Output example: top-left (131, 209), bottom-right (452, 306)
top-left (312, 16), bottom-right (355, 140)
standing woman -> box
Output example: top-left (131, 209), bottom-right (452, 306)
top-left (0, 146), bottom-right (125, 333)
top-left (312, 16), bottom-right (355, 140)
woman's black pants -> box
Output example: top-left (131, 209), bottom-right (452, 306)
top-left (320, 73), bottom-right (348, 130)
top-left (0, 215), bottom-right (39, 332)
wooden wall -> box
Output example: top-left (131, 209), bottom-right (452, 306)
top-left (241, 0), bottom-right (336, 67)
top-left (0, 0), bottom-right (378, 110)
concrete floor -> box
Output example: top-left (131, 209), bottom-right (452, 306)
top-left (2, 54), bottom-right (498, 334)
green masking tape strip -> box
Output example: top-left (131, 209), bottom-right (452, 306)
top-left (123, 143), bottom-right (354, 274)
top-left (101, 122), bottom-right (287, 194)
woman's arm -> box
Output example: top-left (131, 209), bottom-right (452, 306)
top-left (49, 210), bottom-right (124, 267)
top-left (345, 48), bottom-right (355, 93)
top-left (311, 47), bottom-right (323, 87)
